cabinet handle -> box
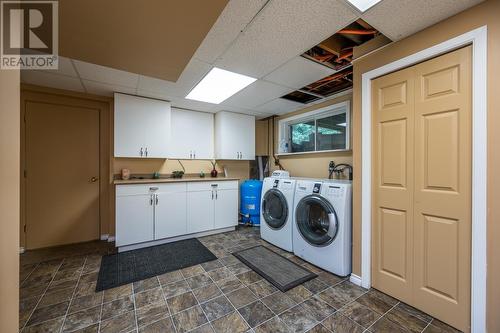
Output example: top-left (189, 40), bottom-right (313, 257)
top-left (211, 190), bottom-right (214, 200)
top-left (190, 151), bottom-right (192, 159)
top-left (215, 190), bottom-right (218, 200)
top-left (145, 147), bottom-right (148, 157)
top-left (155, 194), bottom-right (159, 205)
top-left (140, 147), bottom-right (143, 157)
top-left (193, 151), bottom-right (196, 159)
top-left (150, 195), bottom-right (153, 205)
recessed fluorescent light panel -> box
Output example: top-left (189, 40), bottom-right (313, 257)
top-left (346, 0), bottom-right (382, 12)
top-left (186, 67), bottom-right (256, 104)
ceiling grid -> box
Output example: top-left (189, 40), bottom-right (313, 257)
top-left (21, 0), bottom-right (484, 118)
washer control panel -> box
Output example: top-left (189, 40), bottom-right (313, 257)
top-left (273, 179), bottom-right (279, 188)
top-left (313, 183), bottom-right (322, 194)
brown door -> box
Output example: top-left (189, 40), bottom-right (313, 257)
top-left (25, 101), bottom-right (100, 249)
top-left (372, 46), bottom-right (471, 332)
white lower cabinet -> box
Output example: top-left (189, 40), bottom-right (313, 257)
top-left (116, 193), bottom-right (154, 247)
top-left (215, 189), bottom-right (238, 229)
top-left (115, 181), bottom-right (238, 248)
top-left (155, 184), bottom-right (187, 239)
top-left (187, 190), bottom-right (215, 234)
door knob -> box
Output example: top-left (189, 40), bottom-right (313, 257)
top-left (90, 177), bottom-right (98, 183)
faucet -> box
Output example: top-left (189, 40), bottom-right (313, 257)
top-left (328, 161), bottom-right (353, 180)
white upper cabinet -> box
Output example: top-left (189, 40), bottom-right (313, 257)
top-left (169, 108), bottom-right (214, 160)
top-left (215, 111), bottom-right (255, 160)
top-left (114, 93), bottom-right (171, 158)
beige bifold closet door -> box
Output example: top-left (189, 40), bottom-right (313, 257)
top-left (372, 46), bottom-right (471, 332)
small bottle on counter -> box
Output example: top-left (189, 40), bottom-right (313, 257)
top-left (121, 168), bottom-right (130, 180)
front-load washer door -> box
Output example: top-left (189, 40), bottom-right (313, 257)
top-left (262, 189), bottom-right (288, 230)
top-left (295, 195), bottom-right (339, 247)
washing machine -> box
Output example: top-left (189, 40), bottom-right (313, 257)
top-left (292, 179), bottom-right (352, 276)
top-left (260, 171), bottom-right (296, 252)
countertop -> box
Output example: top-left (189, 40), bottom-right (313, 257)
top-left (114, 176), bottom-right (240, 185)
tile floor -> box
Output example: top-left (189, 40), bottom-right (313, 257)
top-left (19, 227), bottom-right (461, 333)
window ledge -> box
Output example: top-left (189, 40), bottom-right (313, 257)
top-left (276, 149), bottom-right (351, 156)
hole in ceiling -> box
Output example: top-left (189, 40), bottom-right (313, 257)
top-left (280, 19), bottom-right (390, 104)
top-left (281, 90), bottom-right (321, 104)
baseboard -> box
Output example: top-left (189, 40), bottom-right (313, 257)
top-left (349, 273), bottom-right (362, 287)
top-left (100, 234), bottom-right (109, 241)
top-left (117, 227), bottom-right (235, 252)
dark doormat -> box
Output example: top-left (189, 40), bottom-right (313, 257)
top-left (96, 238), bottom-right (217, 291)
top-left (233, 245), bottom-right (317, 292)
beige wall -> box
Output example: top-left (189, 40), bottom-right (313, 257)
top-left (263, 93), bottom-right (353, 179)
top-left (112, 158), bottom-right (248, 178)
top-left (0, 70), bottom-right (20, 331)
top-left (350, 1), bottom-right (500, 331)
top-left (255, 120), bottom-right (269, 156)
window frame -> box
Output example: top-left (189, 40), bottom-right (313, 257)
top-left (278, 100), bottom-right (351, 155)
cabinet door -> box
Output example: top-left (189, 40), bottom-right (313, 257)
top-left (190, 111), bottom-right (214, 159)
top-left (114, 93), bottom-right (146, 157)
top-left (116, 194), bottom-right (154, 246)
top-left (239, 117), bottom-right (255, 160)
top-left (169, 108), bottom-right (193, 159)
top-left (170, 108), bottom-right (214, 159)
top-left (215, 111), bottom-right (255, 160)
top-left (155, 191), bottom-right (187, 239)
top-left (114, 93), bottom-right (170, 158)
top-left (140, 97), bottom-right (171, 158)
top-left (187, 190), bottom-right (214, 233)
top-left (214, 189), bottom-right (238, 229)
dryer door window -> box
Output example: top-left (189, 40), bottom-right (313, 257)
top-left (295, 195), bottom-right (339, 247)
top-left (262, 189), bottom-right (289, 230)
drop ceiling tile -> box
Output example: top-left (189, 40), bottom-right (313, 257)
top-left (73, 60), bottom-right (139, 88)
top-left (221, 80), bottom-right (293, 109)
top-left (170, 97), bottom-right (218, 113)
top-left (193, 0), bottom-right (268, 63)
top-left (137, 77), bottom-right (173, 94)
top-left (255, 98), bottom-right (304, 115)
top-left (21, 70), bottom-right (84, 92)
top-left (264, 56), bottom-right (336, 89)
top-left (215, 0), bottom-right (357, 78)
top-left (136, 89), bottom-right (174, 101)
top-left (255, 113), bottom-right (273, 119)
top-left (361, 0), bottom-right (484, 41)
top-left (42, 56), bottom-right (78, 77)
top-left (137, 58), bottom-right (211, 98)
top-left (82, 80), bottom-right (136, 97)
top-left (212, 104), bottom-right (256, 115)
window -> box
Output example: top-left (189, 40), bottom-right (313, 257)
top-left (278, 101), bottom-right (350, 154)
